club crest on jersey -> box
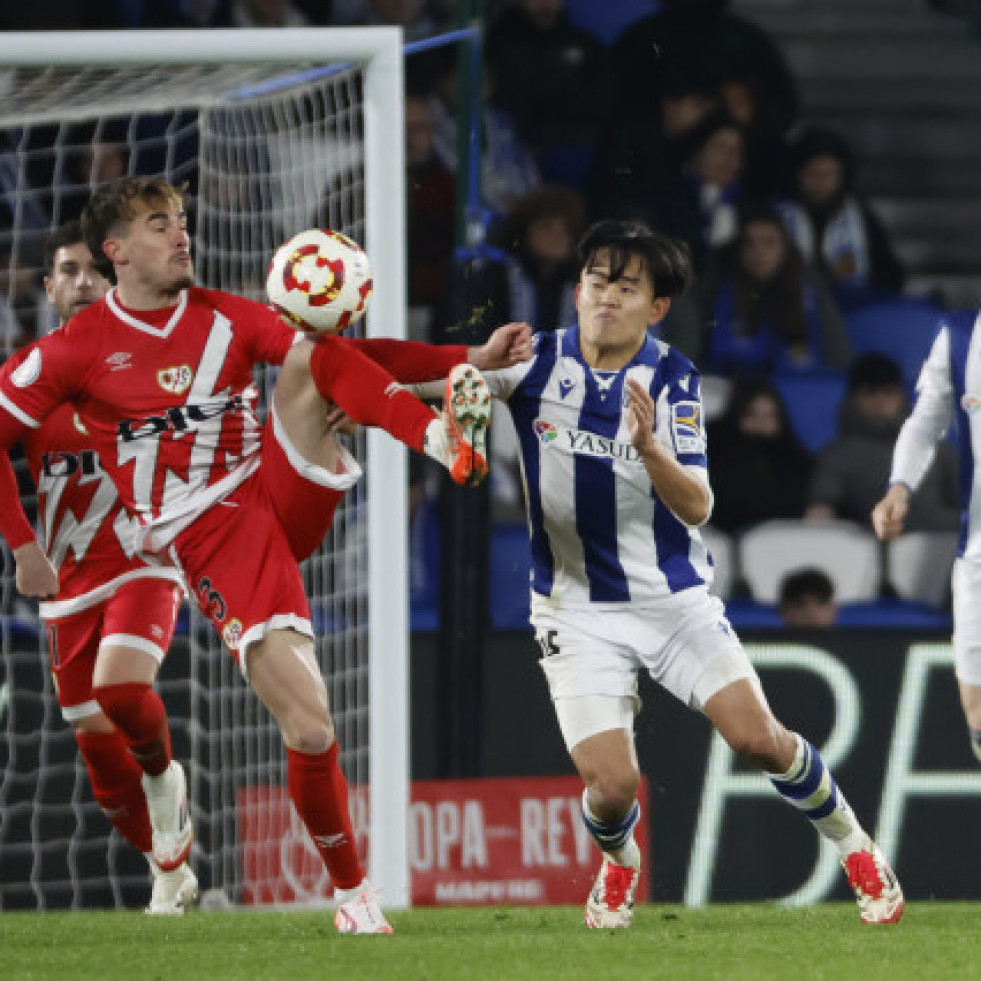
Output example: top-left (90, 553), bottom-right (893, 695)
top-left (533, 418), bottom-right (640, 461)
top-left (222, 618), bottom-right (243, 651)
top-left (671, 401), bottom-right (704, 454)
top-left (11, 348), bottom-right (41, 388)
top-left (534, 420), bottom-right (559, 443)
top-left (157, 365), bottom-right (193, 395)
top-left (962, 394), bottom-right (981, 415)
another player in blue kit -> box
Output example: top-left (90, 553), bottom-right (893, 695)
top-left (480, 220), bottom-right (904, 927)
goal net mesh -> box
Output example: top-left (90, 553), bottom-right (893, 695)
top-left (0, 59), bottom-right (380, 910)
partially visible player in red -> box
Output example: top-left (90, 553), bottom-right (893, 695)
top-left (0, 221), bottom-right (196, 914)
top-left (0, 177), bottom-right (531, 933)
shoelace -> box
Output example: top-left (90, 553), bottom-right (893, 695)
top-left (844, 850), bottom-right (885, 900)
top-left (601, 863), bottom-right (637, 910)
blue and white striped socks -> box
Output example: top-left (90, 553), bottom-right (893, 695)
top-left (768, 733), bottom-right (866, 856)
top-left (581, 791), bottom-right (641, 869)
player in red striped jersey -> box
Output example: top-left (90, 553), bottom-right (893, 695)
top-left (0, 178), bottom-right (530, 931)
top-left (2, 221), bottom-right (196, 913)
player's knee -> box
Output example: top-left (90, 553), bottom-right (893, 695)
top-left (282, 714), bottom-right (335, 754)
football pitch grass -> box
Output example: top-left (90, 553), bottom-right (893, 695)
top-left (1, 904), bottom-right (978, 980)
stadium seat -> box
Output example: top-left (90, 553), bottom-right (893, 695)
top-left (886, 530), bottom-right (958, 608)
top-left (699, 524), bottom-right (735, 599)
top-left (739, 519), bottom-right (882, 603)
top-left (772, 371), bottom-right (847, 453)
top-left (844, 299), bottom-right (944, 390)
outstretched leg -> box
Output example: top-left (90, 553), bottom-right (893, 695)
top-left (705, 678), bottom-right (904, 924)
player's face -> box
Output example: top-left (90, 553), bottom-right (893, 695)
top-left (44, 242), bottom-right (109, 324)
top-left (575, 251), bottom-right (668, 369)
top-left (108, 199), bottom-right (194, 301)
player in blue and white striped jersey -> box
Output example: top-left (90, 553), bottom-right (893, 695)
top-left (873, 308), bottom-right (981, 761)
top-left (484, 220), bottom-right (903, 927)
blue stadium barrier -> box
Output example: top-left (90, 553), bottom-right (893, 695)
top-left (565, 0), bottom-right (661, 44)
top-left (773, 371), bottom-right (847, 454)
top-left (489, 522), bottom-right (533, 630)
top-left (844, 299), bottom-right (944, 391)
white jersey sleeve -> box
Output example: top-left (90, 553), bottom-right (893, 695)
top-left (890, 327), bottom-right (954, 492)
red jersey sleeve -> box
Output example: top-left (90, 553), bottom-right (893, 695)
top-left (207, 290), bottom-right (297, 367)
top-left (339, 338), bottom-right (467, 383)
top-left (0, 347), bottom-right (41, 549)
top-left (0, 331), bottom-right (83, 431)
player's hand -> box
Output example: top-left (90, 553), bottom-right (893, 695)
top-left (871, 484), bottom-right (910, 540)
top-left (324, 401), bottom-right (358, 436)
top-left (13, 541), bottom-right (58, 599)
top-left (626, 378), bottom-right (658, 455)
top-left (468, 322), bottom-right (533, 370)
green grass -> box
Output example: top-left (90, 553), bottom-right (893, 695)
top-left (1, 904), bottom-right (978, 981)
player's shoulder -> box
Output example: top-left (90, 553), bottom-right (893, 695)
top-left (939, 307), bottom-right (981, 338)
top-left (191, 286), bottom-right (271, 319)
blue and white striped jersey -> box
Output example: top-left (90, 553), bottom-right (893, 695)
top-left (890, 308), bottom-right (981, 559)
top-left (484, 325), bottom-right (715, 608)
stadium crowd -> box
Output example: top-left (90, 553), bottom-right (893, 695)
top-left (0, 0), bottom-right (967, 627)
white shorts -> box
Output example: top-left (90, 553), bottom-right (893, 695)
top-left (953, 558), bottom-right (981, 685)
top-left (531, 586), bottom-right (756, 749)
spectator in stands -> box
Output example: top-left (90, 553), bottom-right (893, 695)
top-left (778, 568), bottom-right (839, 628)
top-left (405, 94), bottom-right (456, 334)
top-left (0, 247), bottom-right (41, 355)
top-left (439, 184), bottom-right (585, 343)
top-left (806, 353), bottom-right (959, 530)
top-left (486, 0), bottom-right (612, 187)
top-left (706, 377), bottom-right (814, 534)
top-left (424, 49), bottom-right (541, 228)
top-left (700, 206), bottom-right (851, 377)
top-left (778, 127), bottom-right (905, 309)
top-left (586, 67), bottom-right (718, 231)
top-left (609, 0), bottom-right (798, 139)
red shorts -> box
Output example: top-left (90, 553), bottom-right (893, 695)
top-left (46, 577), bottom-right (183, 722)
top-left (172, 409), bottom-right (359, 669)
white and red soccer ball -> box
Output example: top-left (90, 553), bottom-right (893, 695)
top-left (266, 228), bottom-right (373, 335)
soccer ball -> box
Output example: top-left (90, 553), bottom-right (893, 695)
top-left (266, 229), bottom-right (373, 334)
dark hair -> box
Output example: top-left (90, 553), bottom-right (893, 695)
top-left (502, 185), bottom-right (587, 252)
top-left (81, 175), bottom-right (185, 280)
top-left (789, 126), bottom-right (855, 192)
top-left (43, 220), bottom-right (85, 276)
top-left (779, 568), bottom-right (835, 607)
top-left (577, 219), bottom-right (693, 299)
top-left (847, 352), bottom-right (903, 393)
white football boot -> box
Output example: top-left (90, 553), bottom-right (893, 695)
top-left (142, 760), bottom-right (194, 872)
top-left (145, 859), bottom-right (199, 916)
top-left (333, 879), bottom-right (394, 935)
top-left (842, 840), bottom-right (905, 924)
top-left (584, 854), bottom-right (641, 929)
top-left (424, 364), bottom-right (491, 487)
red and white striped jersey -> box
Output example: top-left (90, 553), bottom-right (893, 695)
top-left (0, 287), bottom-right (296, 554)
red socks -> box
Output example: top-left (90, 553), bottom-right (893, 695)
top-left (309, 335), bottom-right (435, 453)
top-left (94, 682), bottom-right (172, 777)
top-left (286, 743), bottom-right (364, 890)
top-left (75, 729), bottom-right (153, 853)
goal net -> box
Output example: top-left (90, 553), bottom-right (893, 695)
top-left (0, 29), bottom-right (409, 910)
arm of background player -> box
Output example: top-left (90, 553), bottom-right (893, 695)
top-left (0, 426), bottom-right (58, 598)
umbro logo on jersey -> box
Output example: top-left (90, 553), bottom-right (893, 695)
top-left (105, 351), bottom-right (132, 371)
top-left (158, 365), bottom-right (194, 395)
top-left (313, 833), bottom-right (347, 848)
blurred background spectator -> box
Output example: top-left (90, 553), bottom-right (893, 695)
top-left (777, 126), bottom-right (906, 310)
top-left (804, 352), bottom-right (960, 531)
top-left (706, 376), bottom-right (814, 535)
top-left (486, 0), bottom-right (611, 189)
top-left (778, 567), bottom-right (839, 628)
top-left (699, 206), bottom-right (850, 377)
top-left (207, 0), bottom-right (310, 27)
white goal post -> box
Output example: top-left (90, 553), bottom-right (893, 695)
top-left (0, 29), bottom-right (409, 909)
